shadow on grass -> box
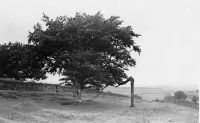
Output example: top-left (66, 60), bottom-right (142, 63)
top-left (60, 100), bottom-right (96, 106)
top-left (60, 102), bottom-right (74, 105)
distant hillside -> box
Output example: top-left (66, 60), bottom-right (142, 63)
top-left (104, 86), bottom-right (168, 100)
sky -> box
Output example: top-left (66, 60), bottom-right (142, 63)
top-left (0, 0), bottom-right (199, 89)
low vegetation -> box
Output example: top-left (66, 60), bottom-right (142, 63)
top-left (153, 98), bottom-right (164, 102)
top-left (174, 91), bottom-right (187, 100)
top-left (164, 91), bottom-right (199, 109)
top-left (192, 96), bottom-right (199, 103)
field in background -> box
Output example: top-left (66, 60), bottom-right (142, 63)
top-left (104, 87), bottom-right (176, 101)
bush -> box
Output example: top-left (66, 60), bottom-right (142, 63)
top-left (154, 98), bottom-right (164, 102)
top-left (192, 96), bottom-right (199, 103)
top-left (174, 91), bottom-right (187, 100)
top-left (164, 96), bottom-right (175, 102)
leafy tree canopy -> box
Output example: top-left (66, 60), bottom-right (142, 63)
top-left (174, 91), bottom-right (187, 100)
top-left (0, 42), bottom-right (46, 80)
top-left (28, 12), bottom-right (141, 101)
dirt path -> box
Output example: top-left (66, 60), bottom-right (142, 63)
top-left (0, 92), bottom-right (198, 123)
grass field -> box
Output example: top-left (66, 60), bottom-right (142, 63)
top-left (0, 86), bottom-right (198, 123)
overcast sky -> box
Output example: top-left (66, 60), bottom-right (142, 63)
top-left (0, 0), bottom-right (199, 89)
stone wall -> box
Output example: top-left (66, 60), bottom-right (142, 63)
top-left (0, 78), bottom-right (60, 91)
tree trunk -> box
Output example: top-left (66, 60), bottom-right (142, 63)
top-left (72, 81), bottom-right (82, 103)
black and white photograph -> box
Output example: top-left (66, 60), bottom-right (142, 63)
top-left (0, 0), bottom-right (199, 122)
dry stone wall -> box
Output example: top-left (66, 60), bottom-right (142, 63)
top-left (0, 78), bottom-right (61, 91)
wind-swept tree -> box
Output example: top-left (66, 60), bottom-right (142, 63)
top-left (28, 12), bottom-right (141, 102)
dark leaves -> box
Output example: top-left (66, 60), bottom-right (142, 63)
top-left (27, 12), bottom-right (141, 89)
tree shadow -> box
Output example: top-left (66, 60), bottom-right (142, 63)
top-left (60, 102), bottom-right (74, 105)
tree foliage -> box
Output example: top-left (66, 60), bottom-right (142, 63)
top-left (174, 91), bottom-right (187, 100)
top-left (192, 96), bottom-right (198, 103)
top-left (0, 42), bottom-right (46, 80)
top-left (28, 12), bottom-right (141, 101)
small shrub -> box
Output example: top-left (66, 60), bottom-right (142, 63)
top-left (174, 91), bottom-right (187, 100)
top-left (192, 96), bottom-right (199, 103)
top-left (154, 98), bottom-right (164, 102)
top-left (134, 95), bottom-right (142, 99)
top-left (164, 96), bottom-right (175, 102)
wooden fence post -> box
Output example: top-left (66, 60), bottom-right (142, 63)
top-left (130, 77), bottom-right (135, 107)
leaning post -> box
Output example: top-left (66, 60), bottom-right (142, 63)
top-left (130, 76), bottom-right (135, 107)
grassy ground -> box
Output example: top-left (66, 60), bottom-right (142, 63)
top-left (0, 89), bottom-right (198, 123)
